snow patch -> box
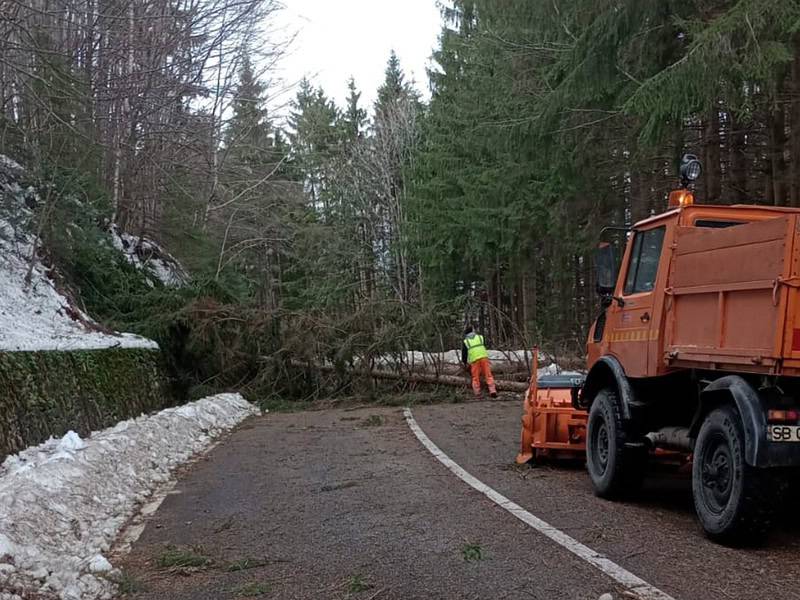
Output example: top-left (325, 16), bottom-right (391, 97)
top-left (0, 162), bottom-right (157, 351)
top-left (56, 431), bottom-right (87, 453)
top-left (0, 222), bottom-right (158, 351)
top-left (110, 225), bottom-right (188, 288)
top-left (87, 556), bottom-right (112, 574)
top-left (0, 155), bottom-right (23, 174)
top-left (0, 393), bottom-right (260, 600)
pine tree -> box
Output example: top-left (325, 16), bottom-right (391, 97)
top-left (209, 51), bottom-right (294, 306)
top-left (375, 51), bottom-right (420, 130)
top-left (287, 79), bottom-right (340, 216)
top-left (376, 51), bottom-right (405, 110)
top-left (225, 54), bottom-right (273, 169)
top-left (343, 77), bottom-right (368, 140)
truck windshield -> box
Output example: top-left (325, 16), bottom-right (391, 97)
top-left (623, 227), bottom-right (665, 295)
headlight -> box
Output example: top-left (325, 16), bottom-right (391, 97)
top-left (680, 154), bottom-right (702, 183)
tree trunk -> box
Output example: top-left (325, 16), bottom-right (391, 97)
top-left (791, 38), bottom-right (800, 207)
top-left (768, 105), bottom-right (787, 206)
top-left (293, 361), bottom-right (530, 392)
top-left (729, 111), bottom-right (748, 203)
top-left (704, 106), bottom-right (722, 202)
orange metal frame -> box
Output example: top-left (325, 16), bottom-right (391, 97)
top-left (517, 348), bottom-right (587, 464)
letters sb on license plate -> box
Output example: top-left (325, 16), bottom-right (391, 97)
top-left (767, 425), bottom-right (800, 442)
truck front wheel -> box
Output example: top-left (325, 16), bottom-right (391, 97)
top-left (586, 388), bottom-right (646, 498)
top-left (692, 405), bottom-right (774, 544)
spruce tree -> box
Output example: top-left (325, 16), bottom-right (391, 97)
top-left (343, 78), bottom-right (368, 140)
top-left (225, 54), bottom-right (273, 169)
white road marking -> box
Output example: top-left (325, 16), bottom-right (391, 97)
top-left (403, 408), bottom-right (677, 600)
top-left (112, 438), bottom-right (224, 556)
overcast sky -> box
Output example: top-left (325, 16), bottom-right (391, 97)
top-left (271, 0), bottom-right (442, 114)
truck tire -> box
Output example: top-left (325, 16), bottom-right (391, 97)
top-left (586, 388), bottom-right (646, 498)
top-left (692, 405), bottom-right (774, 544)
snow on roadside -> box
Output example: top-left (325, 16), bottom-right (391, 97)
top-left (0, 221), bottom-right (157, 351)
top-left (0, 156), bottom-right (156, 351)
top-left (0, 394), bottom-right (260, 600)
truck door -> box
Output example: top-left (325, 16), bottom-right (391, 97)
top-left (608, 226), bottom-right (666, 377)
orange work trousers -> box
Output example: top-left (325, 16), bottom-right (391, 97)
top-left (469, 358), bottom-right (496, 397)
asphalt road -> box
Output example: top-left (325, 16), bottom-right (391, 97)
top-left (116, 400), bottom-right (800, 600)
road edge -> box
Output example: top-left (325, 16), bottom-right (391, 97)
top-left (403, 407), bottom-right (676, 600)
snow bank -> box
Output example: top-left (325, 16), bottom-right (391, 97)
top-left (0, 157), bottom-right (156, 351)
top-left (110, 225), bottom-right (188, 288)
top-left (0, 394), bottom-right (259, 600)
top-left (0, 222), bottom-right (157, 351)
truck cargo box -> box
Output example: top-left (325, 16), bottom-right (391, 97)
top-left (664, 214), bottom-right (800, 374)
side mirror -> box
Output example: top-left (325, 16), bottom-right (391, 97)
top-left (594, 242), bottom-right (618, 296)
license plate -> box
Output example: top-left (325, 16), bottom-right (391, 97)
top-left (767, 425), bottom-right (800, 442)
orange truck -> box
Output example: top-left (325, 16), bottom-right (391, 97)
top-left (519, 155), bottom-right (800, 543)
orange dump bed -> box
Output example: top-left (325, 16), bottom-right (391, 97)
top-left (665, 213), bottom-right (800, 375)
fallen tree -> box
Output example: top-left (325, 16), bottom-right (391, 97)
top-left (291, 360), bottom-right (530, 393)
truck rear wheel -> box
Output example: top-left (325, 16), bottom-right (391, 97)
top-left (586, 388), bottom-right (646, 498)
top-left (692, 405), bottom-right (774, 544)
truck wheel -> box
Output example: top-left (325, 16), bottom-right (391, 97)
top-left (692, 405), bottom-right (774, 544)
top-left (586, 388), bottom-right (646, 498)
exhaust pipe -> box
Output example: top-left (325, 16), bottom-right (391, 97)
top-left (645, 427), bottom-right (693, 452)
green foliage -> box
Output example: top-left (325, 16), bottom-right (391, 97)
top-left (0, 349), bottom-right (170, 460)
top-left (287, 78), bottom-right (341, 208)
top-left (225, 54), bottom-right (274, 168)
top-left (461, 542), bottom-right (483, 562)
top-left (234, 582), bottom-right (271, 597)
top-left (343, 78), bottom-right (368, 139)
top-left (406, 0), bottom-right (800, 347)
top-left (346, 574), bottom-right (372, 594)
top-left (106, 571), bottom-right (147, 595)
top-left (225, 558), bottom-right (267, 572)
top-left (408, 0), bottom-right (571, 338)
top-left (375, 49), bottom-right (421, 124)
top-left (360, 414), bottom-right (384, 427)
top-left (622, 0), bottom-right (800, 137)
top-left (156, 546), bottom-right (212, 569)
top-left (13, 0), bottom-right (798, 409)
top-left (16, 164), bottom-right (268, 399)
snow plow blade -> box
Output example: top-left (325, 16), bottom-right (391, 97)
top-left (516, 349), bottom-right (587, 464)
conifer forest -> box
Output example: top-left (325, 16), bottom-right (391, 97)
top-left (2, 0), bottom-right (800, 398)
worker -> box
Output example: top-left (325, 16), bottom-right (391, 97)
top-left (461, 325), bottom-right (498, 399)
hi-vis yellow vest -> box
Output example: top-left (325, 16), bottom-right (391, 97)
top-left (464, 334), bottom-right (489, 364)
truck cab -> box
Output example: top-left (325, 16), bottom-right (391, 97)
top-left (588, 203), bottom-right (800, 378)
top-left (581, 182), bottom-right (800, 543)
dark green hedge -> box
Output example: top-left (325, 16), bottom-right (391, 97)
top-left (0, 348), bottom-right (174, 460)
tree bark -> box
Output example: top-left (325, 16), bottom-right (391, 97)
top-left (704, 106), bottom-right (722, 202)
top-left (293, 361), bottom-right (530, 392)
top-left (768, 104), bottom-right (788, 206)
top-left (729, 111), bottom-right (748, 203)
top-left (791, 38), bottom-right (800, 207)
